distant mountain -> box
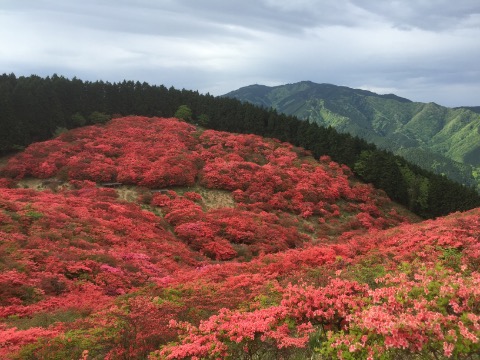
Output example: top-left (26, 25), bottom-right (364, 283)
top-left (224, 81), bottom-right (480, 191)
top-left (455, 106), bottom-right (480, 114)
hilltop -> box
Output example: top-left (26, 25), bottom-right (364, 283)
top-left (2, 74), bottom-right (480, 219)
top-left (224, 81), bottom-right (480, 192)
top-left (0, 117), bottom-right (479, 359)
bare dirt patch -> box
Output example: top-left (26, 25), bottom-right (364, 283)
top-left (16, 178), bottom-right (72, 192)
top-left (116, 186), bottom-right (140, 202)
top-left (200, 189), bottom-right (235, 210)
top-left (17, 178), bottom-right (49, 190)
top-left (170, 185), bottom-right (236, 210)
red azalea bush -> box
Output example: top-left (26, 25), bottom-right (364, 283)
top-left (155, 264), bottom-right (480, 360)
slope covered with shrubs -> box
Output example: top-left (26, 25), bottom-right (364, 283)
top-left (0, 117), bottom-right (478, 359)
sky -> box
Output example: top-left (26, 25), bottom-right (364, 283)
top-left (1, 0), bottom-right (479, 107)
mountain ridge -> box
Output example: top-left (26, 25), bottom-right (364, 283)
top-left (234, 81), bottom-right (413, 104)
top-left (224, 81), bottom-right (480, 191)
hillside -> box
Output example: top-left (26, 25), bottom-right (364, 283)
top-left (2, 74), bottom-right (480, 219)
top-left (224, 81), bottom-right (480, 191)
top-left (0, 117), bottom-right (479, 359)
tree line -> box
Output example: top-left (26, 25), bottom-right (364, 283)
top-left (1, 73), bottom-right (479, 218)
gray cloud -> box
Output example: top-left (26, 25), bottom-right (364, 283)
top-left (1, 0), bottom-right (479, 106)
top-left (351, 0), bottom-right (480, 31)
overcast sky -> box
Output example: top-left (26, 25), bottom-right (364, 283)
top-left (1, 0), bottom-right (479, 107)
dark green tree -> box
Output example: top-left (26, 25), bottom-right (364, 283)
top-left (88, 111), bottom-right (110, 124)
top-left (197, 114), bottom-right (210, 127)
top-left (71, 112), bottom-right (86, 127)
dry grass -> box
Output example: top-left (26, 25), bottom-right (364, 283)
top-left (164, 185), bottom-right (236, 210)
top-left (17, 178), bottom-right (49, 190)
top-left (199, 189), bottom-right (235, 210)
top-left (116, 186), bottom-right (140, 202)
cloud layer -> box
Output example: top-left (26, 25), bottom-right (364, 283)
top-left (1, 0), bottom-right (479, 106)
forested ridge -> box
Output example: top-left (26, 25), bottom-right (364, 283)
top-left (1, 73), bottom-right (479, 218)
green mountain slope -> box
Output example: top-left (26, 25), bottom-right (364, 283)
top-left (224, 81), bottom-right (480, 191)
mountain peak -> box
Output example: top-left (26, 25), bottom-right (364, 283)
top-left (226, 81), bottom-right (413, 104)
